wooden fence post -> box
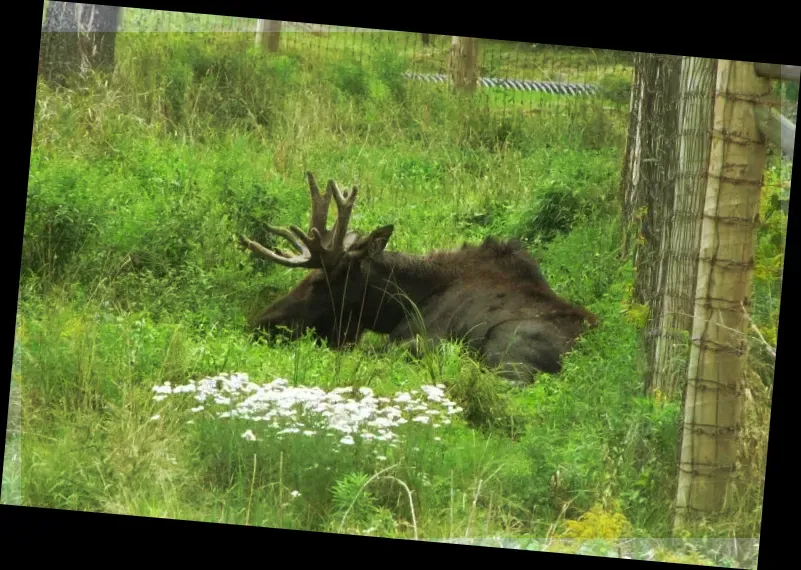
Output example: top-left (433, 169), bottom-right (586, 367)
top-left (674, 60), bottom-right (772, 531)
top-left (449, 36), bottom-right (478, 92)
top-left (255, 19), bottom-right (282, 52)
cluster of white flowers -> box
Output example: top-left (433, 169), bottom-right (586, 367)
top-left (151, 373), bottom-right (463, 451)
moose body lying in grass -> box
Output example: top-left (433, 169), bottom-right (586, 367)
top-left (238, 172), bottom-right (597, 384)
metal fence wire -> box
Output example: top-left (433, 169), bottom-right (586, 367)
top-left (98, 8), bottom-right (636, 120)
top-left (40, 4), bottom-right (799, 132)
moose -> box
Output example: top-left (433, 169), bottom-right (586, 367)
top-left (238, 172), bottom-right (598, 384)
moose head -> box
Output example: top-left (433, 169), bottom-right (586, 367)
top-left (239, 172), bottom-right (402, 348)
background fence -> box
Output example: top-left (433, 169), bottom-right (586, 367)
top-left (39, 4), bottom-right (799, 129)
top-left (54, 6), bottom-right (636, 121)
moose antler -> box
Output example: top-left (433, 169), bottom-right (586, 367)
top-left (239, 172), bottom-right (359, 269)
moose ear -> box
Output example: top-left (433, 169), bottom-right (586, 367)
top-left (366, 224), bottom-right (394, 258)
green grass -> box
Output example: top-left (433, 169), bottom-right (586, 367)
top-left (11, 26), bottom-right (781, 568)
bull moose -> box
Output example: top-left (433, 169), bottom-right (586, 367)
top-left (238, 172), bottom-right (598, 383)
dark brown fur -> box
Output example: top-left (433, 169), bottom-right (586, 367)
top-left (250, 229), bottom-right (598, 383)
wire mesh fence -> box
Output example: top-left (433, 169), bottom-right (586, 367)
top-left (39, 4), bottom-right (798, 134)
top-left (83, 7), bottom-right (636, 121)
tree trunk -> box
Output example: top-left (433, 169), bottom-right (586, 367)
top-left (40, 1), bottom-right (80, 85)
top-left (648, 58), bottom-right (717, 397)
top-left (255, 19), bottom-right (281, 52)
top-left (619, 58), bottom-right (644, 260)
top-left (39, 2), bottom-right (121, 86)
top-left (619, 51), bottom-right (683, 371)
top-left (673, 60), bottom-right (771, 530)
top-left (449, 36), bottom-right (479, 93)
top-left (79, 4), bottom-right (120, 72)
top-left (631, 54), bottom-right (681, 312)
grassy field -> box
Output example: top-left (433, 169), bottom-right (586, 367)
top-left (11, 28), bottom-right (785, 567)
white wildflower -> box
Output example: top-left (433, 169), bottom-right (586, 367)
top-left (150, 373), bottom-right (464, 449)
